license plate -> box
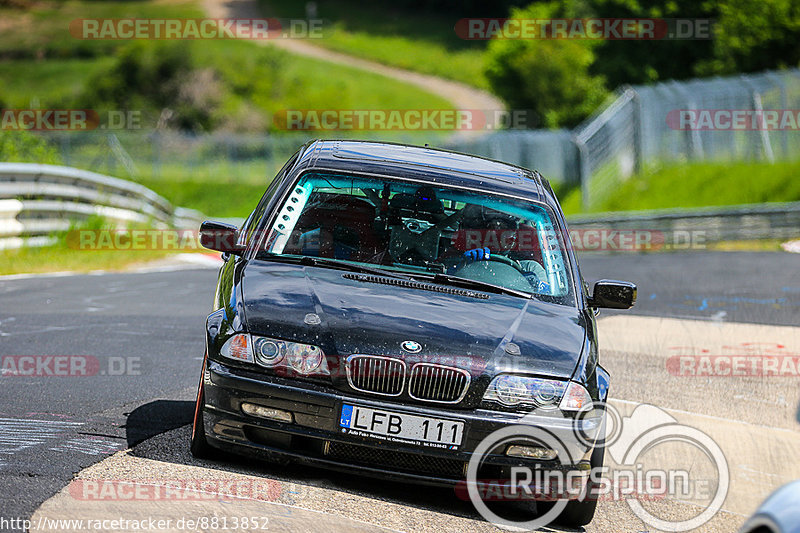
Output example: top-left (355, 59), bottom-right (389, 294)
top-left (339, 404), bottom-right (464, 448)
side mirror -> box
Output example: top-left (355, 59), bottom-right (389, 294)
top-left (588, 280), bottom-right (637, 309)
top-left (199, 220), bottom-right (244, 255)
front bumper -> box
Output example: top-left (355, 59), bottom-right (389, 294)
top-left (202, 360), bottom-right (602, 487)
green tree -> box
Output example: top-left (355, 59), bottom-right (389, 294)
top-left (485, 2), bottom-right (610, 128)
top-left (699, 0), bottom-right (800, 75)
top-left (81, 41), bottom-right (216, 131)
top-left (587, 0), bottom-right (717, 86)
top-left (581, 0), bottom-right (798, 82)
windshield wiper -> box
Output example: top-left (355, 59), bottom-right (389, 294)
top-left (259, 254), bottom-right (411, 280)
top-left (426, 273), bottom-right (533, 299)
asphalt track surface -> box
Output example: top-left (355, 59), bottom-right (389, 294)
top-left (580, 251), bottom-right (800, 327)
top-left (1, 251), bottom-right (799, 532)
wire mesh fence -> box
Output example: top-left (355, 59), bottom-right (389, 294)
top-left (38, 128), bottom-right (580, 188)
top-left (441, 129), bottom-right (578, 185)
top-left (33, 68), bottom-right (800, 210)
top-left (43, 131), bottom-right (315, 184)
top-left (40, 131), bottom-right (460, 185)
top-left (575, 68), bottom-right (800, 209)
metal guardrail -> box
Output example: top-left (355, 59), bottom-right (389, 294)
top-left (0, 163), bottom-right (204, 250)
top-left (3, 164), bottom-right (795, 252)
top-left (566, 202), bottom-right (800, 247)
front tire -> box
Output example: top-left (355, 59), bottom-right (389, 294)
top-left (553, 434), bottom-right (604, 527)
top-left (535, 427), bottom-right (604, 527)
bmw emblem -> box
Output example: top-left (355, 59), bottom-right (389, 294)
top-left (401, 340), bottom-right (423, 353)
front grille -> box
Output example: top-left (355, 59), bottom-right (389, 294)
top-left (408, 363), bottom-right (470, 403)
top-left (326, 441), bottom-right (465, 478)
top-left (346, 355), bottom-right (405, 396)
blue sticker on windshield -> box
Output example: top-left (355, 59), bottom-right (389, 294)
top-left (340, 404), bottom-right (353, 427)
top-left (537, 280), bottom-right (551, 293)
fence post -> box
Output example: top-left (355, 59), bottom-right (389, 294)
top-left (152, 131), bottom-right (161, 179)
top-left (752, 91), bottom-right (775, 163)
top-left (60, 134), bottom-right (71, 167)
top-left (574, 136), bottom-right (591, 209)
top-left (740, 74), bottom-right (775, 163)
top-left (631, 88), bottom-right (643, 175)
top-left (765, 71), bottom-right (789, 159)
top-left (670, 81), bottom-right (703, 160)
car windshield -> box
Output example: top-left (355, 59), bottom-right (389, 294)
top-left (256, 172), bottom-right (575, 305)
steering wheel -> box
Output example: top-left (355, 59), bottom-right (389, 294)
top-left (452, 251), bottom-right (524, 272)
top-left (481, 253), bottom-right (524, 271)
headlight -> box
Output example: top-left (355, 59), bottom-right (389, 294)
top-left (286, 343), bottom-right (323, 373)
top-left (484, 375), bottom-right (567, 407)
top-left (220, 333), bottom-right (328, 376)
top-left (253, 337), bottom-right (283, 366)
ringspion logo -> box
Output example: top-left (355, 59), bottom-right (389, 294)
top-left (465, 403), bottom-right (728, 531)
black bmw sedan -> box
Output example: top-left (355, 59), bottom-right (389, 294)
top-left (191, 139), bottom-right (635, 527)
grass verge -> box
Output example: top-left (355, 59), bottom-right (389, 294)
top-left (136, 177), bottom-right (269, 219)
top-left (560, 160), bottom-right (800, 215)
top-left (0, 214), bottom-right (207, 275)
top-left (0, 0), bottom-right (203, 59)
top-left (706, 239), bottom-right (787, 252)
top-left (0, 58), bottom-right (115, 108)
top-left (259, 0), bottom-right (490, 90)
top-left (0, 245), bottom-right (180, 276)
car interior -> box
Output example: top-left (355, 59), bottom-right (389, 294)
top-left (273, 174), bottom-right (570, 298)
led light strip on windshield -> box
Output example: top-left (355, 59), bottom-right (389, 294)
top-left (536, 219), bottom-right (569, 295)
top-left (269, 182), bottom-right (312, 253)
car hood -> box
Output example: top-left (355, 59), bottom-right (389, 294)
top-left (241, 261), bottom-right (586, 379)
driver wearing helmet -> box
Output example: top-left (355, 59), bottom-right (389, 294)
top-left (441, 205), bottom-right (549, 292)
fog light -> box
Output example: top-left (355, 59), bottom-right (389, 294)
top-left (506, 445), bottom-right (558, 460)
top-left (241, 403), bottom-right (293, 423)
